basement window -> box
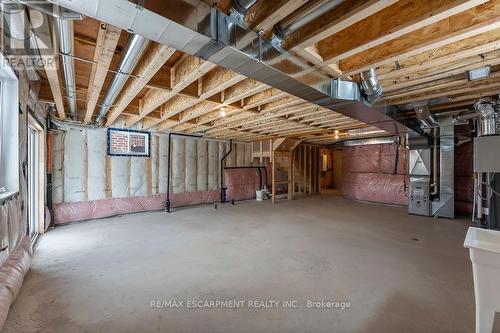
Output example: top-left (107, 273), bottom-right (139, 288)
top-left (107, 128), bottom-right (151, 157)
top-left (0, 53), bottom-right (19, 199)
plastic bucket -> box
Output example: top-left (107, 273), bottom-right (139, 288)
top-left (261, 189), bottom-right (268, 200)
top-left (464, 227), bottom-right (500, 333)
top-left (256, 190), bottom-right (263, 201)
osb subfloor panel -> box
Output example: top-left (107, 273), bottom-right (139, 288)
top-left (4, 192), bottom-right (496, 333)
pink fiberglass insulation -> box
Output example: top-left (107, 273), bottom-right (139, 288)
top-left (342, 144), bottom-right (407, 175)
top-left (341, 143), bottom-right (408, 206)
top-left (224, 168), bottom-right (262, 202)
top-left (0, 236), bottom-right (32, 328)
top-left (341, 142), bottom-right (474, 213)
top-left (342, 172), bottom-right (408, 206)
top-left (52, 191), bottom-right (220, 224)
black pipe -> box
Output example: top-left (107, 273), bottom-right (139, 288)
top-left (393, 143), bottom-right (399, 175)
top-left (165, 132), bottom-right (204, 213)
top-left (220, 139), bottom-right (233, 203)
top-left (223, 166), bottom-right (268, 191)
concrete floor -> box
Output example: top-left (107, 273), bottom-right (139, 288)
top-left (3, 192), bottom-right (493, 332)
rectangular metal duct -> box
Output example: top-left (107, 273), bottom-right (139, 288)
top-left (431, 116), bottom-right (454, 219)
top-left (342, 136), bottom-right (399, 147)
top-left (47, 0), bottom-right (418, 135)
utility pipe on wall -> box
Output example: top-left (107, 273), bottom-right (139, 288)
top-left (220, 139), bottom-right (233, 203)
top-left (165, 132), bottom-right (204, 213)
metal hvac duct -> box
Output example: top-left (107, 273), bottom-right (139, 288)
top-left (413, 102), bottom-right (437, 129)
top-left (474, 97), bottom-right (498, 136)
top-left (274, 0), bottom-right (344, 39)
top-left (431, 116), bottom-right (455, 219)
top-left (0, 1), bottom-right (30, 40)
top-left (49, 0), bottom-right (417, 135)
top-left (229, 0), bottom-right (257, 25)
top-left (0, 0), bottom-right (42, 80)
top-left (14, 0), bottom-right (82, 19)
top-left (55, 14), bottom-right (77, 117)
top-left (360, 68), bottom-right (383, 101)
top-left (96, 34), bottom-right (149, 123)
top-left (342, 136), bottom-right (399, 147)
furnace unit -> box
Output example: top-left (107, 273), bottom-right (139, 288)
top-left (408, 145), bottom-right (432, 216)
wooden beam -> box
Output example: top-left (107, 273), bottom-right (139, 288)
top-left (338, 1), bottom-right (500, 74)
top-left (45, 19), bottom-right (66, 119)
top-left (317, 0), bottom-right (488, 63)
top-left (134, 64), bottom-right (242, 129)
top-left (45, 66), bottom-right (66, 119)
top-left (134, 55), bottom-right (216, 126)
top-left (243, 88), bottom-right (288, 109)
top-left (84, 23), bottom-right (121, 123)
top-left (388, 79), bottom-right (500, 105)
top-left (383, 65), bottom-right (500, 100)
top-left (105, 43), bottom-right (176, 126)
top-left (379, 37), bottom-right (500, 80)
top-left (283, 0), bottom-right (398, 51)
top-left (382, 51), bottom-right (500, 92)
top-left (246, 0), bottom-right (308, 32)
top-left (145, 65), bottom-right (171, 90)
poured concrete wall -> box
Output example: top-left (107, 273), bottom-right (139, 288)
top-left (50, 130), bottom-right (252, 223)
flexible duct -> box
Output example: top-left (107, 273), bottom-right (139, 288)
top-left (474, 97), bottom-right (498, 136)
top-left (96, 34), bottom-right (149, 123)
top-left (55, 14), bottom-right (77, 117)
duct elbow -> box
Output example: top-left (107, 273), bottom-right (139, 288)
top-left (229, 0), bottom-right (258, 27)
top-left (360, 68), bottom-right (383, 102)
top-left (413, 102), bottom-right (437, 131)
top-left (474, 97), bottom-right (498, 136)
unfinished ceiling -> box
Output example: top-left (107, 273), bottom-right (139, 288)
top-left (38, 0), bottom-right (500, 145)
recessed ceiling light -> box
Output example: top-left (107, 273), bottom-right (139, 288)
top-left (467, 66), bottom-right (491, 81)
top-left (334, 130), bottom-right (339, 134)
top-left (334, 134), bottom-right (339, 139)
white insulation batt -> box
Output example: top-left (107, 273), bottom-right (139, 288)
top-left (86, 128), bottom-right (107, 200)
top-left (51, 130), bottom-right (252, 204)
top-left (63, 129), bottom-right (87, 202)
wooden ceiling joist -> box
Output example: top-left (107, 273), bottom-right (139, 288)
top-left (84, 23), bottom-right (121, 123)
top-left (317, 0), bottom-right (489, 64)
top-left (107, 43), bottom-right (176, 127)
top-left (244, 0), bottom-right (308, 31)
top-left (283, 0), bottom-right (398, 52)
top-left (45, 21), bottom-right (66, 119)
top-left (132, 55), bottom-right (217, 128)
top-left (379, 36), bottom-right (500, 81)
top-left (138, 65), bottom-right (244, 129)
top-left (338, 1), bottom-right (500, 74)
